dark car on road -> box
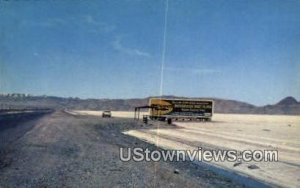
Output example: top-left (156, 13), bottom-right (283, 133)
top-left (102, 110), bottom-right (112, 118)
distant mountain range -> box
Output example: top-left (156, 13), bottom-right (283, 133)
top-left (0, 93), bottom-right (299, 115)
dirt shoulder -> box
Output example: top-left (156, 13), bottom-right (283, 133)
top-left (0, 111), bottom-right (243, 188)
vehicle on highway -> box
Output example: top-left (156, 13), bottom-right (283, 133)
top-left (102, 110), bottom-right (112, 118)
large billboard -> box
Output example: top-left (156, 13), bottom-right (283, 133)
top-left (149, 98), bottom-right (213, 118)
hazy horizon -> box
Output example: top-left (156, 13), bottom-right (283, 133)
top-left (1, 91), bottom-right (299, 107)
top-left (1, 0), bottom-right (299, 106)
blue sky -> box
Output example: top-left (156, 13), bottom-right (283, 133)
top-left (0, 0), bottom-right (299, 105)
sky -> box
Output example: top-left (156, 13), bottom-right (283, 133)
top-left (0, 0), bottom-right (299, 105)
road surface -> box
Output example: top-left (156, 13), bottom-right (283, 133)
top-left (0, 111), bottom-right (243, 188)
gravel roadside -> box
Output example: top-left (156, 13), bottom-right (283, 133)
top-left (0, 111), bottom-right (243, 188)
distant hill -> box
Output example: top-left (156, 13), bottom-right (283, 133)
top-left (0, 93), bottom-right (299, 115)
top-left (254, 96), bottom-right (300, 115)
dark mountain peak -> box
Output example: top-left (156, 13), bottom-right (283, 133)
top-left (276, 96), bottom-right (298, 105)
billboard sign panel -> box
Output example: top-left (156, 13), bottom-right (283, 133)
top-left (149, 98), bottom-right (213, 117)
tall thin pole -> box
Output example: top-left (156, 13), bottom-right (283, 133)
top-left (155, 0), bottom-right (169, 186)
top-left (159, 0), bottom-right (169, 98)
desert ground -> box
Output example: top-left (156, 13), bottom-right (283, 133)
top-left (73, 110), bottom-right (300, 188)
top-left (0, 110), bottom-right (244, 188)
